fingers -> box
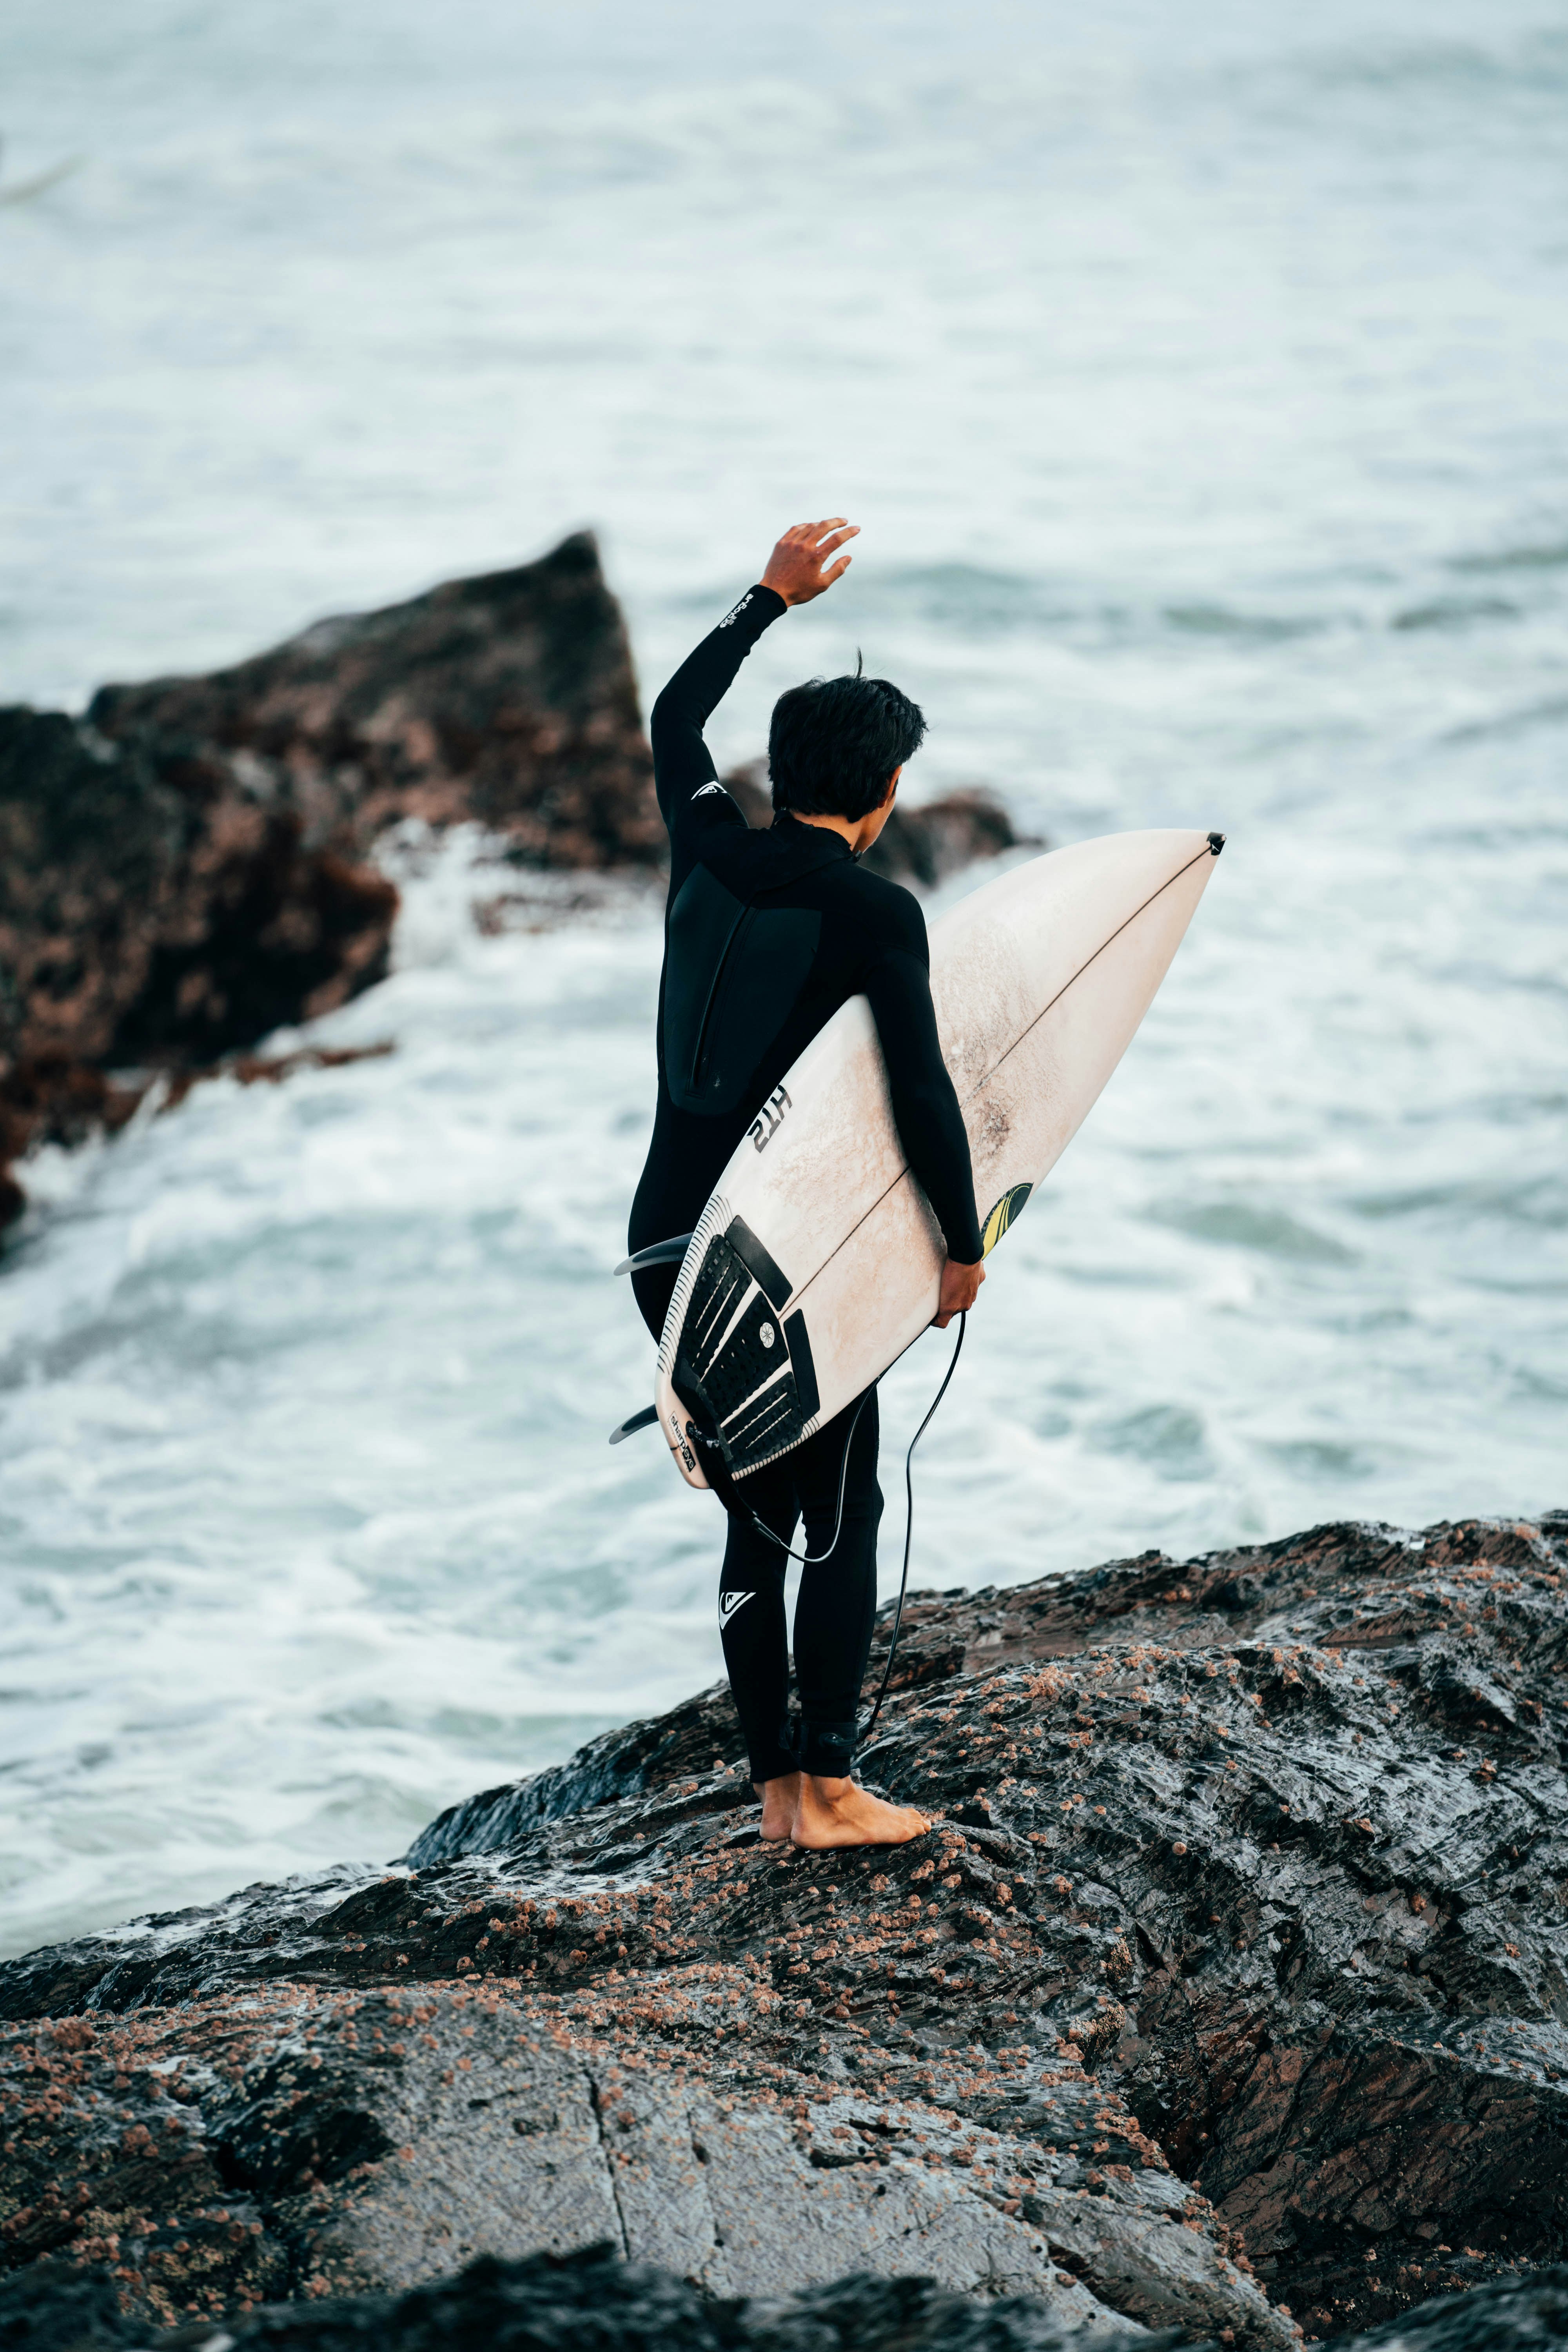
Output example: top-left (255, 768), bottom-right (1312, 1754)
top-left (931, 1254), bottom-right (985, 1327)
top-left (763, 519), bottom-right (858, 604)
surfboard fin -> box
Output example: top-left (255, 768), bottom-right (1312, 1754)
top-left (608, 1404), bottom-right (659, 1445)
top-left (614, 1234), bottom-right (693, 1277)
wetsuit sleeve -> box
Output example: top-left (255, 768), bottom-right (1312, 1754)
top-left (650, 584), bottom-right (788, 847)
top-left (862, 912), bottom-right (985, 1265)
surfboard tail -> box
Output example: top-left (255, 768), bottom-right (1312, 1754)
top-left (652, 1195), bottom-right (731, 1488)
top-left (652, 1197), bottom-right (828, 1489)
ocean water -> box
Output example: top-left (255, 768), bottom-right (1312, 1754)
top-left (1, 0), bottom-right (1565, 1958)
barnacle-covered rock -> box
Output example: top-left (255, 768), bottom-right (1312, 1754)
top-left (4, 1512), bottom-right (1564, 2343)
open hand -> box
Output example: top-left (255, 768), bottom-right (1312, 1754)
top-left (933, 1257), bottom-right (984, 1329)
top-left (760, 518), bottom-right (859, 606)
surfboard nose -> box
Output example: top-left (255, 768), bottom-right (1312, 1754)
top-left (1208, 831), bottom-right (1225, 855)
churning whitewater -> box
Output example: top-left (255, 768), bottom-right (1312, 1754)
top-left (1, 0), bottom-right (1564, 1955)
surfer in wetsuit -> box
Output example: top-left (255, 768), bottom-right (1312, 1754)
top-left (629, 519), bottom-right (985, 1851)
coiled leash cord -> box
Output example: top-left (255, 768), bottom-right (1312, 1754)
top-left (746, 1310), bottom-right (967, 1740)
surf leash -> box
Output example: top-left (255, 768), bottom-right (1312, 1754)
top-left (743, 1299), bottom-right (967, 1690)
top-left (860, 1309), bottom-right (966, 1742)
top-left (746, 1388), bottom-right (872, 1567)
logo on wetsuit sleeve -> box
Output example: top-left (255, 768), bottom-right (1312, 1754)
top-left (693, 781), bottom-right (730, 799)
top-left (717, 591), bottom-right (754, 629)
top-left (719, 1590), bottom-right (753, 1625)
top-left (749, 1086), bottom-right (790, 1152)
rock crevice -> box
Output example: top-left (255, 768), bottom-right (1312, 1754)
top-left (5, 1513), bottom-right (1564, 2341)
top-left (12, 1505), bottom-right (1568, 2333)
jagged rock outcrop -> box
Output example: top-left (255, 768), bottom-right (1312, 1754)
top-left (87, 534), bottom-right (661, 874)
top-left (721, 760), bottom-right (1030, 887)
top-left (4, 1513), bottom-right (1564, 2342)
top-left (0, 706), bottom-right (399, 1228)
top-left (0, 708), bottom-right (399, 1072)
top-left (0, 535), bottom-right (655, 1230)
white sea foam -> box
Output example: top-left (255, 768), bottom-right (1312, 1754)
top-left (1, 0), bottom-right (1564, 1955)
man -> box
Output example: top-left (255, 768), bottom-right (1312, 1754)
top-left (628, 519), bottom-right (984, 1852)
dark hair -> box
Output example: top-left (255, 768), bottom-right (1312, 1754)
top-left (768, 659), bottom-right (927, 820)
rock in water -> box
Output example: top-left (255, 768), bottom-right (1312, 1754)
top-left (863, 786), bottom-right (1027, 887)
top-left (6, 1513), bottom-right (1564, 2340)
top-left (87, 533), bottom-right (661, 872)
top-left (0, 706), bottom-right (399, 1226)
top-left (0, 708), bottom-right (399, 1070)
top-left (0, 535), bottom-right (655, 1229)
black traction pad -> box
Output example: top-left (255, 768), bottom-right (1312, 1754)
top-left (672, 1220), bottom-right (816, 1474)
top-left (725, 1216), bottom-right (792, 1310)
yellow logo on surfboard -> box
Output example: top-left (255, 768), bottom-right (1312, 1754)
top-left (981, 1183), bottom-right (1032, 1256)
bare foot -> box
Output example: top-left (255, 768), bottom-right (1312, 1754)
top-left (757, 1772), bottom-right (801, 1841)
top-left (790, 1775), bottom-right (930, 1851)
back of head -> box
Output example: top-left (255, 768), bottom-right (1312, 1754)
top-left (768, 664), bottom-right (927, 821)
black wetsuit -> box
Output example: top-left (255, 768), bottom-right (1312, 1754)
top-left (628, 583), bottom-right (982, 1784)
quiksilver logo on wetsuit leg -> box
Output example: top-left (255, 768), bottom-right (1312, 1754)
top-left (719, 1590), bottom-right (753, 1625)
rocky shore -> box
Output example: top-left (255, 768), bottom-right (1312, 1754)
top-left (0, 537), bottom-right (1021, 1231)
top-left (4, 1511), bottom-right (1564, 2348)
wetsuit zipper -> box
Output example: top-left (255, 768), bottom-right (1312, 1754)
top-left (689, 902), bottom-right (754, 1095)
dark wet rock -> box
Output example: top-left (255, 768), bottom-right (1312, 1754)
top-left (0, 705), bottom-right (399, 1231)
top-left (862, 788), bottom-right (1031, 887)
top-left (0, 534), bottom-right (655, 1229)
top-left (0, 2245), bottom-right (1185, 2352)
top-left (3, 2255), bottom-right (1565, 2352)
top-left (0, 1054), bottom-right (145, 1229)
top-left (0, 710), bottom-right (399, 1076)
top-left (1327, 2264), bottom-right (1568, 2348)
top-left (721, 761), bottom-right (1031, 887)
top-left (407, 1678), bottom-right (747, 1861)
top-left (0, 1979), bottom-right (1236, 2339)
top-left (88, 534), bottom-right (660, 875)
top-left (4, 1514), bottom-right (1565, 2343)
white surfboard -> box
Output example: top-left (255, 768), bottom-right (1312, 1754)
top-left (653, 828), bottom-right (1223, 1488)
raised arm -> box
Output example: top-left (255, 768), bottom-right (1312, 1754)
top-left (649, 519), bottom-right (859, 835)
